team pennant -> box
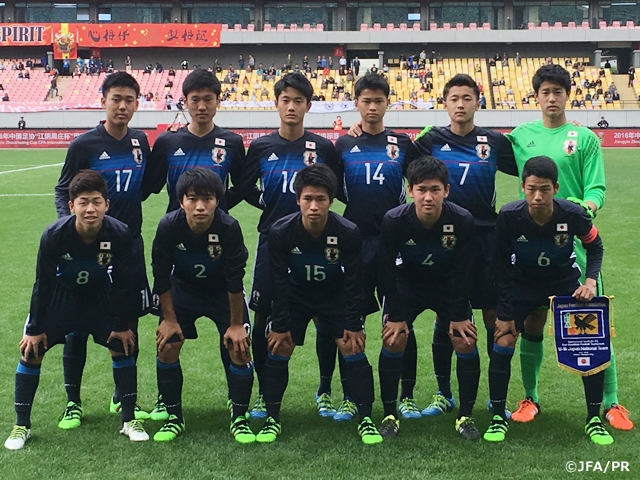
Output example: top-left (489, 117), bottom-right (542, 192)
top-left (327, 236), bottom-right (338, 245)
top-left (209, 234), bottom-right (219, 242)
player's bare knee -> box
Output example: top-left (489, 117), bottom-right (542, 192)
top-left (383, 333), bottom-right (407, 353)
top-left (157, 342), bottom-right (182, 364)
top-left (451, 337), bottom-right (476, 354)
top-left (271, 342), bottom-right (294, 358)
top-left (524, 310), bottom-right (547, 335)
top-left (495, 333), bottom-right (516, 349)
top-left (20, 356), bottom-right (43, 366)
top-left (230, 349), bottom-right (252, 366)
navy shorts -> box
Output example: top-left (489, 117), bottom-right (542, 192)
top-left (161, 278), bottom-right (251, 340)
top-left (272, 293), bottom-right (362, 346)
top-left (468, 226), bottom-right (497, 310)
top-left (249, 233), bottom-right (271, 316)
top-left (362, 236), bottom-right (381, 317)
top-left (497, 281), bottom-right (578, 332)
top-left (30, 284), bottom-right (124, 353)
top-left (385, 279), bottom-right (472, 330)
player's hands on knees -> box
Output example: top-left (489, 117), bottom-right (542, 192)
top-left (449, 320), bottom-right (477, 346)
top-left (494, 319), bottom-right (517, 342)
top-left (224, 324), bottom-right (250, 356)
top-left (267, 330), bottom-right (293, 355)
top-left (156, 320), bottom-right (184, 353)
top-left (348, 121), bottom-right (363, 137)
top-left (20, 333), bottom-right (47, 360)
top-left (382, 321), bottom-right (408, 347)
top-left (343, 329), bottom-right (366, 354)
top-left (573, 280), bottom-right (596, 302)
top-left (108, 329), bottom-right (136, 356)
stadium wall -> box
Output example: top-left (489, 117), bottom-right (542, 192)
top-left (1, 109), bottom-right (640, 130)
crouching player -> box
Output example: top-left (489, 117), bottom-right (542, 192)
top-left (5, 170), bottom-right (148, 450)
top-left (377, 156), bottom-right (480, 440)
top-left (485, 156), bottom-right (612, 445)
top-left (152, 168), bottom-right (255, 443)
top-left (257, 164), bottom-right (382, 445)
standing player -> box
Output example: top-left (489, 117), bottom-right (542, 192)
top-left (144, 69), bottom-right (250, 419)
top-left (506, 64), bottom-right (632, 430)
top-left (485, 156), bottom-right (612, 445)
top-left (5, 171), bottom-right (148, 450)
top-left (145, 69), bottom-right (249, 213)
top-left (413, 74), bottom-right (518, 418)
top-left (377, 156), bottom-right (481, 440)
top-left (327, 74), bottom-right (419, 421)
top-left (232, 72), bottom-right (340, 418)
top-left (152, 168), bottom-right (254, 443)
top-left (256, 164), bottom-right (382, 445)
top-left (54, 71), bottom-right (154, 426)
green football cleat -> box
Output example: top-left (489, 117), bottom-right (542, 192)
top-left (153, 415), bottom-right (185, 442)
top-left (334, 399), bottom-right (357, 422)
top-left (398, 397), bottom-right (422, 419)
top-left (378, 414), bottom-right (400, 439)
top-left (58, 401), bottom-right (84, 430)
top-left (4, 425), bottom-right (30, 450)
top-left (585, 416), bottom-right (614, 446)
top-left (150, 395), bottom-right (169, 421)
top-left (483, 415), bottom-right (509, 442)
top-left (256, 417), bottom-right (281, 443)
top-left (315, 393), bottom-right (336, 418)
top-left (250, 394), bottom-right (267, 420)
top-left (230, 416), bottom-right (256, 444)
top-left (358, 417), bottom-right (383, 445)
top-left (109, 397), bottom-right (150, 420)
top-left (455, 416), bottom-right (481, 440)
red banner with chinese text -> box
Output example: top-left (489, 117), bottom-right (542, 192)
top-left (77, 24), bottom-right (221, 48)
top-left (0, 24), bottom-right (52, 45)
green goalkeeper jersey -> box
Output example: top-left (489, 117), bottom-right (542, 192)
top-left (506, 120), bottom-right (606, 209)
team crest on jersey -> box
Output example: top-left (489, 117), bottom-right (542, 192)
top-left (441, 235), bottom-right (457, 250)
top-left (325, 247), bottom-right (340, 263)
top-left (97, 252), bottom-right (112, 267)
top-left (386, 144), bottom-right (399, 160)
top-left (132, 148), bottom-right (143, 165)
top-left (131, 138), bottom-right (140, 147)
top-left (208, 244), bottom-right (222, 259)
top-left (554, 233), bottom-right (570, 247)
top-left (476, 144), bottom-right (490, 161)
top-left (303, 150), bottom-right (317, 166)
top-left (212, 147), bottom-right (226, 164)
top-left (564, 140), bottom-right (577, 155)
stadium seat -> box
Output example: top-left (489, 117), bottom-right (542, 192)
top-left (469, 22), bottom-right (477, 30)
top-left (568, 21), bottom-right (576, 28)
top-left (316, 23), bottom-right (324, 30)
top-left (360, 23), bottom-right (369, 31)
top-left (412, 22), bottom-right (420, 30)
top-left (430, 22), bottom-right (438, 30)
top-left (276, 24), bottom-right (285, 31)
top-left (399, 23), bottom-right (408, 30)
top-left (626, 20), bottom-right (635, 28)
top-left (234, 24), bottom-right (242, 31)
top-left (581, 21), bottom-right (590, 28)
top-left (612, 21), bottom-right (621, 29)
top-left (456, 23), bottom-right (464, 30)
top-left (221, 24), bottom-right (229, 31)
top-left (373, 23), bottom-right (382, 30)
top-left (289, 23), bottom-right (298, 31)
top-left (554, 22), bottom-right (563, 29)
top-left (247, 23), bottom-right (255, 31)
top-left (599, 21), bottom-right (607, 29)
top-left (443, 23), bottom-right (451, 30)
top-left (528, 22), bottom-right (535, 29)
top-left (263, 23), bottom-right (272, 31)
top-left (303, 23), bottom-right (311, 31)
top-left (541, 22), bottom-right (550, 29)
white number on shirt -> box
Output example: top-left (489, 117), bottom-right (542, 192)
top-left (458, 163), bottom-right (470, 185)
top-left (115, 169), bottom-right (132, 192)
top-left (365, 163), bottom-right (385, 185)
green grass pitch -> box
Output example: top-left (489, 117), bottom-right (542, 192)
top-left (0, 149), bottom-right (638, 480)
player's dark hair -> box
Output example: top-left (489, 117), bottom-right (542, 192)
top-left (176, 167), bottom-right (224, 202)
top-left (521, 156), bottom-right (558, 184)
top-left (443, 74), bottom-right (480, 100)
top-left (182, 69), bottom-right (222, 97)
top-left (532, 64), bottom-right (571, 93)
top-left (274, 72), bottom-right (313, 102)
top-left (354, 73), bottom-right (390, 98)
top-left (293, 163), bottom-right (337, 201)
top-left (101, 71), bottom-right (140, 97)
top-left (407, 155), bottom-right (449, 188)
top-left (69, 169), bottom-right (108, 201)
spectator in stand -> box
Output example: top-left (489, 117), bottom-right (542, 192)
top-left (238, 54), bottom-right (245, 70)
top-left (0, 83), bottom-right (3, 90)
top-left (50, 77), bottom-right (58, 98)
top-left (597, 116), bottom-right (609, 129)
top-left (522, 97), bottom-right (529, 105)
top-left (2, 93), bottom-right (9, 101)
top-left (294, 64), bottom-right (300, 73)
top-left (328, 56), bottom-right (334, 69)
top-left (62, 58), bottom-right (69, 76)
top-left (124, 55), bottom-right (132, 73)
top-left (608, 82), bottom-right (617, 95)
top-left (24, 71), bottom-right (30, 80)
top-left (612, 90), bottom-right (620, 101)
top-left (248, 54), bottom-right (256, 70)
top-left (489, 57), bottom-right (496, 67)
top-left (316, 55), bottom-right (322, 70)
top-left (339, 56), bottom-right (347, 70)
top-left (371, 64), bottom-right (378, 74)
top-left (604, 92), bottom-right (613, 104)
top-left (181, 59), bottom-right (189, 70)
top-left (165, 79), bottom-right (174, 88)
top-left (516, 52), bottom-right (522, 67)
top-left (168, 67), bottom-right (176, 76)
top-left (143, 64), bottom-right (152, 75)
top-left (285, 53), bottom-right (292, 70)
top-left (506, 86), bottom-right (514, 95)
top-left (628, 65), bottom-right (635, 87)
top-left (155, 62), bottom-right (164, 73)
top-left (420, 49), bottom-right (427, 66)
top-left (41, 53), bottom-right (48, 69)
top-left (604, 60), bottom-right (611, 69)
top-left (346, 69), bottom-right (354, 82)
top-left (322, 66), bottom-right (330, 77)
top-left (165, 92), bottom-right (173, 109)
top-left (321, 55), bottom-right (327, 68)
top-left (302, 55), bottom-right (309, 69)
top-left (571, 99), bottom-right (580, 108)
top-left (565, 57), bottom-right (572, 67)
top-left (585, 92), bottom-right (592, 101)
top-left (18, 117), bottom-right (26, 129)
top-left (352, 57), bottom-right (360, 76)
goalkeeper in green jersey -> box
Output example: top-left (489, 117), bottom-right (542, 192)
top-left (505, 63), bottom-right (632, 431)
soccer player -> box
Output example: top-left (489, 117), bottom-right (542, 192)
top-left (256, 164), bottom-right (382, 445)
top-left (328, 73), bottom-right (419, 421)
top-left (506, 64), bottom-right (632, 430)
top-left (5, 171), bottom-right (148, 450)
top-left (54, 71), bottom-right (154, 426)
top-left (232, 72), bottom-right (339, 419)
top-left (144, 69), bottom-right (250, 420)
top-left (152, 168), bottom-right (254, 443)
top-left (145, 69), bottom-right (249, 213)
top-left (413, 74), bottom-right (518, 418)
top-left (377, 156), bottom-right (480, 440)
top-left (485, 156), bottom-right (611, 445)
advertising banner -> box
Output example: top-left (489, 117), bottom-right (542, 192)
top-left (76, 23), bottom-right (221, 48)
